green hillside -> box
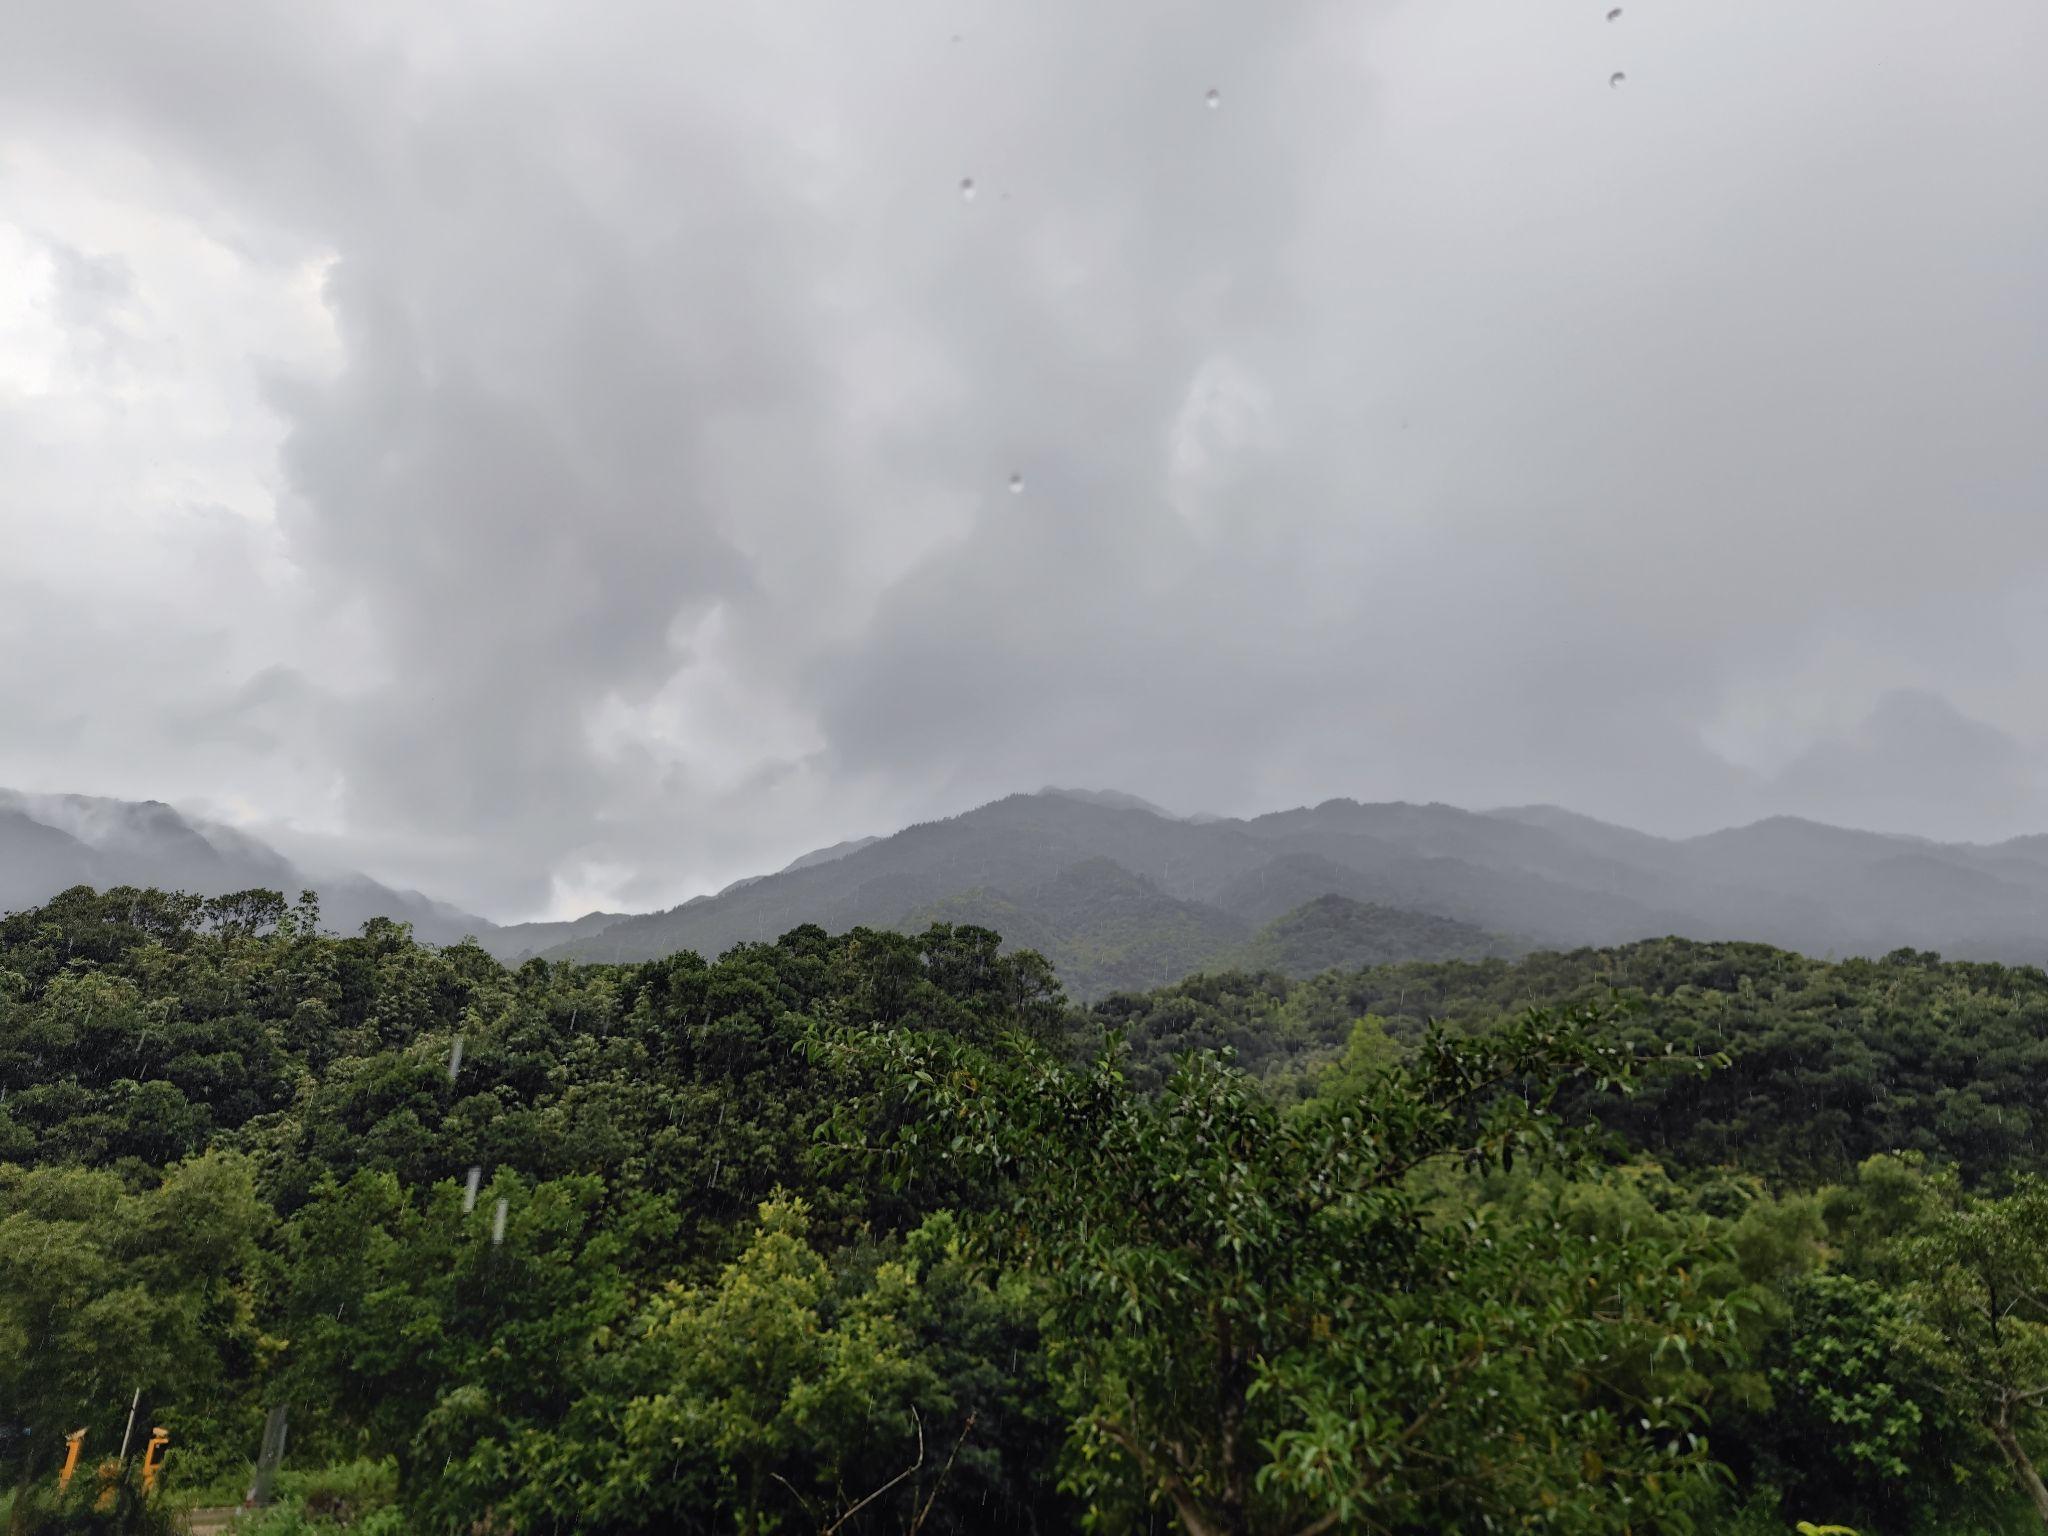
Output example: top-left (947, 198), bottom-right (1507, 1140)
top-left (5, 886), bottom-right (2047, 1534)
top-left (1226, 892), bottom-right (1517, 977)
top-left (902, 868), bottom-right (1511, 999)
top-left (542, 791), bottom-right (2048, 984)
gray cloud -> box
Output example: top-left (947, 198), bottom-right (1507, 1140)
top-left (1, 0), bottom-right (2045, 917)
top-left (1772, 690), bottom-right (2038, 843)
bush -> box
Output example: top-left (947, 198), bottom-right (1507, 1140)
top-left (7, 1467), bottom-right (178, 1536)
top-left (273, 1461), bottom-right (397, 1523)
top-left (226, 1461), bottom-right (404, 1534)
top-left (229, 1503), bottom-right (414, 1536)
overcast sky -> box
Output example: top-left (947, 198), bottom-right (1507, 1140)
top-left (3, 0), bottom-right (2045, 921)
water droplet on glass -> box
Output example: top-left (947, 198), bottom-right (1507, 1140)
top-left (446, 1034), bottom-right (464, 1083)
top-left (1606, 6), bottom-right (1622, 19)
top-left (491, 1197), bottom-right (508, 1246)
top-left (1008, 473), bottom-right (1024, 494)
top-left (1609, 71), bottom-right (1627, 88)
top-left (959, 177), bottom-right (977, 201)
top-left (463, 1166), bottom-right (481, 1213)
top-left (1204, 88), bottom-right (1221, 109)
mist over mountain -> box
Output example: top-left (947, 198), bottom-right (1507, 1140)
top-left (0, 789), bottom-right (494, 946)
top-left (536, 787), bottom-right (2048, 994)
top-left (14, 783), bottom-right (2048, 998)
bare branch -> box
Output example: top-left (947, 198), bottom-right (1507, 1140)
top-left (908, 1411), bottom-right (979, 1536)
top-left (771, 1472), bottom-right (821, 1526)
top-left (820, 1407), bottom-right (925, 1536)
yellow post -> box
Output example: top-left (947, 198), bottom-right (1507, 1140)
top-left (57, 1429), bottom-right (86, 1491)
top-left (141, 1427), bottom-right (170, 1495)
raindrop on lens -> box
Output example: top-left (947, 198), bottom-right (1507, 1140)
top-left (491, 1197), bottom-right (508, 1246)
top-left (1204, 88), bottom-right (1221, 109)
top-left (959, 177), bottom-right (977, 201)
top-left (463, 1166), bottom-right (482, 1213)
top-left (1606, 6), bottom-right (1622, 18)
top-left (1008, 472), bottom-right (1024, 494)
top-left (1609, 71), bottom-right (1626, 88)
top-left (447, 1034), bottom-right (464, 1083)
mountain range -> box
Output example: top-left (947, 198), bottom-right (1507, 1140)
top-left (10, 786), bottom-right (2048, 998)
top-left (0, 789), bottom-right (495, 945)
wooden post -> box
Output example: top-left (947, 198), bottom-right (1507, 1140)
top-left (57, 1429), bottom-right (86, 1492)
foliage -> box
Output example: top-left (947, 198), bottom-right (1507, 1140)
top-left (0, 1153), bottom-right (265, 1488)
top-left (5, 1466), bottom-right (179, 1536)
top-left (1096, 937), bottom-right (2048, 1183)
top-left (9, 887), bottom-right (2048, 1532)
top-left (207, 1459), bottom-right (409, 1534)
top-left (231, 1498), bottom-right (412, 1536)
top-left (435, 1196), bottom-right (994, 1535)
top-left (1227, 895), bottom-right (1512, 982)
top-left (1755, 1272), bottom-right (1978, 1531)
top-left (816, 1001), bottom-right (1742, 1534)
top-left (1892, 1178), bottom-right (2048, 1525)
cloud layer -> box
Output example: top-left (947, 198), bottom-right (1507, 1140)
top-left (3, 0), bottom-right (2045, 917)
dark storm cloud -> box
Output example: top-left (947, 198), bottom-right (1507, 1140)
top-left (2, 0), bottom-right (2045, 915)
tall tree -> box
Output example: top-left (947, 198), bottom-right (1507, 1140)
top-left (1896, 1178), bottom-right (2048, 1527)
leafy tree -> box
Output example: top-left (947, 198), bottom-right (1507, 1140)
top-left (1758, 1272), bottom-right (1978, 1531)
top-left (1098, 939), bottom-right (2048, 1185)
top-left (273, 1167), bottom-right (675, 1498)
top-left (598, 1194), bottom-right (936, 1535)
top-left (0, 1153), bottom-right (265, 1488)
top-left (440, 1197), bottom-right (1057, 1535)
top-left (1894, 1179), bottom-right (2048, 1526)
top-left (818, 1003), bottom-right (1742, 1534)
top-left (1268, 1014), bottom-right (1402, 1104)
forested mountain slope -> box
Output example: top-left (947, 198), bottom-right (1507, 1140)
top-left (17, 785), bottom-right (2048, 998)
top-left (543, 788), bottom-right (2048, 984)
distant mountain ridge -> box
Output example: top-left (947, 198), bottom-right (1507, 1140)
top-left (538, 791), bottom-right (2048, 995)
top-left (0, 788), bottom-right (649, 963)
top-left (13, 785), bottom-right (2048, 999)
top-left (0, 789), bottom-right (495, 946)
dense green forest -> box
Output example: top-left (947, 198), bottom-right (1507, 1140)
top-left (4, 885), bottom-right (2047, 1534)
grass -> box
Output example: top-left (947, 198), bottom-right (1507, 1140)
top-left (192, 1461), bottom-right (405, 1534)
top-left (1, 1459), bottom-right (407, 1535)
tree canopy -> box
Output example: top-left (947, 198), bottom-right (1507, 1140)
top-left (5, 887), bottom-right (2048, 1532)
